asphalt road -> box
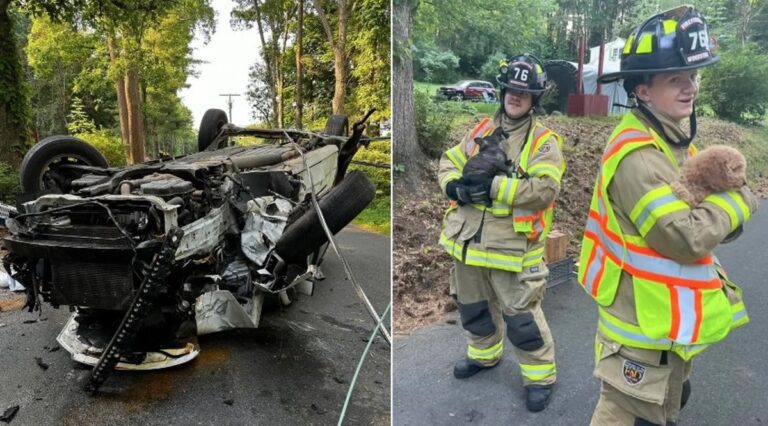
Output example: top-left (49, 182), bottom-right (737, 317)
top-left (0, 227), bottom-right (390, 426)
top-left (394, 200), bottom-right (768, 426)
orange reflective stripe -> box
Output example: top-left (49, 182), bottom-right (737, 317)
top-left (465, 118), bottom-right (495, 156)
top-left (587, 209), bottom-right (713, 266)
top-left (668, 285), bottom-right (681, 340)
top-left (531, 127), bottom-right (551, 153)
top-left (602, 128), bottom-right (655, 162)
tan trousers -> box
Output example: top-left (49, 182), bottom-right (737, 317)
top-left (590, 334), bottom-right (692, 425)
top-left (451, 260), bottom-right (556, 386)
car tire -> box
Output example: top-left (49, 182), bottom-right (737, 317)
top-left (275, 170), bottom-right (375, 263)
top-left (324, 114), bottom-right (348, 137)
top-left (456, 93), bottom-right (464, 102)
top-left (20, 135), bottom-right (109, 194)
top-left (197, 108), bottom-right (228, 152)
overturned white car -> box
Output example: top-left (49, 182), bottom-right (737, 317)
top-left (2, 110), bottom-right (377, 393)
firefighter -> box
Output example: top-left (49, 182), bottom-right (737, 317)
top-left (437, 53), bottom-right (566, 412)
top-left (579, 5), bottom-right (758, 425)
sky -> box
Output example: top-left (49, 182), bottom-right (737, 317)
top-left (179, 0), bottom-right (260, 130)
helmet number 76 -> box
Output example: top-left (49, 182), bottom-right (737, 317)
top-left (513, 67), bottom-right (529, 81)
top-left (688, 30), bottom-right (709, 50)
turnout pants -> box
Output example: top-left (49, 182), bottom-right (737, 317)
top-left (590, 334), bottom-right (692, 425)
top-left (452, 260), bottom-right (556, 386)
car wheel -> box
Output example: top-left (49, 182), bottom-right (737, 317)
top-left (197, 108), bottom-right (228, 152)
top-left (275, 170), bottom-right (375, 263)
top-left (456, 93), bottom-right (464, 102)
top-left (19, 135), bottom-right (109, 194)
top-left (324, 114), bottom-right (348, 137)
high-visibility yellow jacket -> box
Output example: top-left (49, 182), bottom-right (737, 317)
top-left (578, 110), bottom-right (757, 360)
top-left (437, 115), bottom-right (565, 272)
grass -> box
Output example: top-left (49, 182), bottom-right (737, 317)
top-left (353, 195), bottom-right (390, 234)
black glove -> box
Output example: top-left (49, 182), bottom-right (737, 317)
top-left (462, 127), bottom-right (511, 179)
top-left (446, 177), bottom-right (492, 206)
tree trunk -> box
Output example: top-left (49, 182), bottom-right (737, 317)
top-left (393, 0), bottom-right (422, 187)
top-left (0, 1), bottom-right (28, 167)
top-left (276, 65), bottom-right (284, 127)
top-left (108, 35), bottom-right (130, 159)
top-left (295, 0), bottom-right (304, 128)
top-left (311, 0), bottom-right (349, 115)
top-left (124, 66), bottom-right (145, 164)
top-left (332, 46), bottom-right (346, 115)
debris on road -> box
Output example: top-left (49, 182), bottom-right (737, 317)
top-left (0, 405), bottom-right (19, 423)
top-left (34, 357), bottom-right (49, 371)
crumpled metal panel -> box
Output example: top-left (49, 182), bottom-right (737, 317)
top-left (241, 197), bottom-right (293, 266)
top-left (194, 289), bottom-right (264, 335)
top-left (175, 205), bottom-right (230, 260)
top-left (56, 314), bottom-right (200, 370)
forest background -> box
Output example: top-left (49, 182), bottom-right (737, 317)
top-left (0, 0), bottom-right (391, 232)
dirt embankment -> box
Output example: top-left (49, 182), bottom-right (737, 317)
top-left (393, 116), bottom-right (768, 333)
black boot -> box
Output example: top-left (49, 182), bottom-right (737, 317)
top-left (525, 383), bottom-right (554, 412)
top-left (453, 358), bottom-right (498, 379)
top-left (680, 380), bottom-right (691, 409)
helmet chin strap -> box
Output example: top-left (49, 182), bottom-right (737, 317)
top-left (636, 101), bottom-right (697, 147)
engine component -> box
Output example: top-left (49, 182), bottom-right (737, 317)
top-left (51, 260), bottom-right (133, 310)
top-left (140, 178), bottom-right (194, 197)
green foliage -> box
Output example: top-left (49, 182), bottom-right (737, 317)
top-left (699, 45), bottom-right (768, 124)
top-left (67, 96), bottom-right (96, 134)
top-left (0, 7), bottom-right (31, 165)
top-left (414, 90), bottom-right (471, 159)
top-left (479, 52), bottom-right (505, 83)
top-left (413, 0), bottom-right (555, 78)
top-left (415, 47), bottom-right (459, 83)
top-left (74, 130), bottom-right (127, 167)
top-left (0, 162), bottom-right (20, 202)
top-left (350, 140), bottom-right (391, 195)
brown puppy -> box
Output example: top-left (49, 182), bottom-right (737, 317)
top-left (671, 145), bottom-right (747, 207)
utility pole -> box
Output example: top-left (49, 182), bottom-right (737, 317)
top-left (219, 93), bottom-right (241, 122)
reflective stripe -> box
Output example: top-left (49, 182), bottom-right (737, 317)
top-left (520, 363), bottom-right (556, 381)
top-left (630, 185), bottom-right (690, 236)
top-left (598, 308), bottom-right (673, 349)
top-left (440, 171), bottom-right (462, 188)
top-left (704, 191), bottom-right (750, 231)
top-left (603, 129), bottom-right (655, 163)
top-left (636, 33), bottom-right (653, 53)
top-left (662, 19), bottom-right (677, 34)
top-left (623, 35), bottom-right (635, 54)
top-left (438, 234), bottom-right (544, 272)
top-left (671, 286), bottom-right (699, 344)
top-left (733, 306), bottom-right (748, 324)
top-left (584, 214), bottom-right (719, 288)
top-left (495, 177), bottom-right (519, 205)
top-left (465, 118), bottom-right (495, 156)
top-left (528, 163), bottom-right (562, 182)
top-left (531, 127), bottom-right (551, 153)
top-left (584, 244), bottom-right (605, 296)
top-left (445, 145), bottom-right (467, 170)
top-left (467, 340), bottom-right (503, 361)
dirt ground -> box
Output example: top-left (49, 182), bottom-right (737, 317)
top-left (393, 115), bottom-right (768, 334)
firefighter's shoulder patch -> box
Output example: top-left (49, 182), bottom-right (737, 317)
top-left (539, 142), bottom-right (551, 153)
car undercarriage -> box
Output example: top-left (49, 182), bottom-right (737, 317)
top-left (2, 111), bottom-right (380, 393)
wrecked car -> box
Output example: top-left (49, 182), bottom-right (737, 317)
top-left (1, 109), bottom-right (378, 393)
